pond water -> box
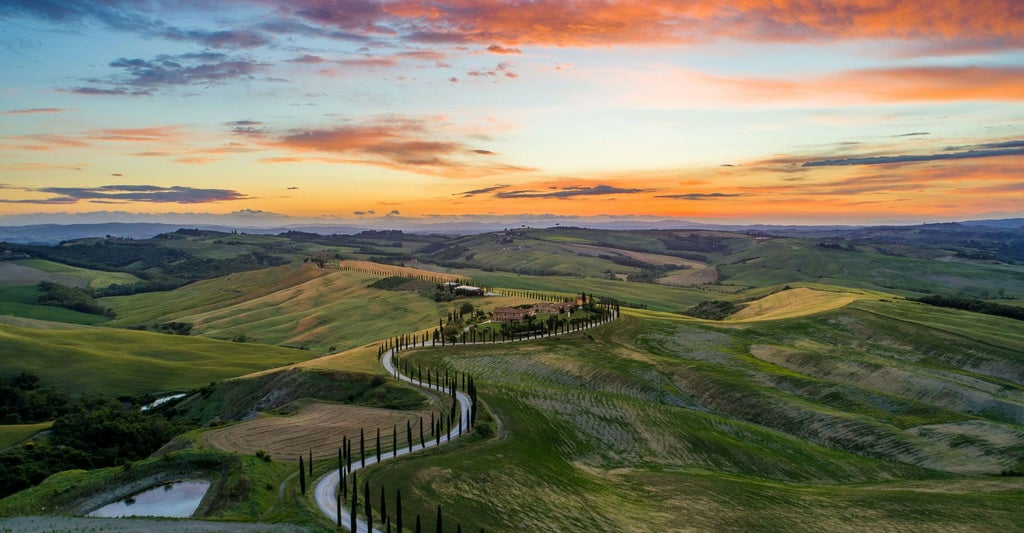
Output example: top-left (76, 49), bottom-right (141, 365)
top-left (87, 480), bottom-right (210, 518)
top-left (140, 393), bottom-right (187, 411)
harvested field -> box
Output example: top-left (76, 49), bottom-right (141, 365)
top-left (204, 403), bottom-right (432, 460)
top-left (339, 260), bottom-right (462, 281)
top-left (658, 266), bottom-right (720, 286)
top-left (563, 243), bottom-right (707, 268)
top-left (729, 287), bottom-right (863, 321)
top-left (0, 262), bottom-right (85, 288)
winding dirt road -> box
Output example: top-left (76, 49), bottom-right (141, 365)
top-left (314, 311), bottom-right (617, 532)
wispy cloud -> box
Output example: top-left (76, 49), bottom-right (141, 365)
top-left (0, 184), bottom-right (248, 204)
top-left (1, 107), bottom-right (73, 115)
top-left (656, 192), bottom-right (741, 200)
top-left (64, 52), bottom-right (267, 96)
top-left (458, 185), bottom-right (508, 197)
top-left (799, 139), bottom-right (1024, 168)
top-left (268, 117), bottom-right (532, 177)
top-left (495, 185), bottom-right (647, 199)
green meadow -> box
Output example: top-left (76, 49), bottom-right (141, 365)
top-left (1, 226), bottom-right (1023, 531)
top-left (364, 300), bottom-right (1024, 531)
top-left (0, 322), bottom-right (317, 396)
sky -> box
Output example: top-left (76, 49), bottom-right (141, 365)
top-left (1, 0), bottom-right (1023, 227)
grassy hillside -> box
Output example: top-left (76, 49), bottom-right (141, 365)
top-left (0, 422), bottom-right (51, 450)
top-left (104, 263), bottom-right (453, 353)
top-left (716, 238), bottom-right (1024, 298)
top-left (0, 286), bottom-right (113, 326)
top-left (363, 300), bottom-right (1024, 531)
top-left (12, 259), bottom-right (142, 289)
top-left (0, 321), bottom-right (319, 396)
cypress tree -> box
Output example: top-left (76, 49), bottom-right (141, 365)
top-left (337, 447), bottom-right (343, 479)
top-left (298, 455), bottom-right (306, 495)
top-left (376, 427), bottom-right (382, 462)
top-left (436, 504), bottom-right (442, 533)
top-left (396, 489), bottom-right (403, 532)
top-left (407, 420), bottom-right (413, 452)
top-left (419, 417), bottom-right (425, 447)
top-left (393, 424), bottom-right (398, 457)
top-left (416, 515), bottom-right (422, 533)
top-left (350, 470), bottom-right (357, 533)
top-left (365, 481), bottom-right (372, 532)
top-left (308, 449), bottom-right (313, 477)
top-left (360, 428), bottom-right (366, 467)
top-left (386, 517), bottom-right (392, 533)
top-left (336, 490), bottom-right (342, 527)
top-left (380, 485), bottom-right (388, 527)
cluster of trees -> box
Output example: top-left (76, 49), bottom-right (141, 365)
top-left (35, 281), bottom-right (115, 317)
top-left (681, 300), bottom-right (744, 320)
top-left (4, 234), bottom-right (291, 297)
top-left (914, 295), bottom-right (1024, 321)
top-left (0, 373), bottom-right (69, 424)
top-left (0, 374), bottom-right (192, 498)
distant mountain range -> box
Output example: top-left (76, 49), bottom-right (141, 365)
top-left (0, 217), bottom-right (1020, 245)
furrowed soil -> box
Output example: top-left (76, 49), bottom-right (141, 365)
top-left (204, 403), bottom-right (431, 460)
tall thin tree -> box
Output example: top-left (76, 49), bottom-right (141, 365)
top-left (298, 455), bottom-right (306, 495)
top-left (396, 489), bottom-right (403, 532)
top-left (365, 481), bottom-right (373, 532)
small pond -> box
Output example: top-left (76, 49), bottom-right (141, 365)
top-left (87, 480), bottom-right (210, 518)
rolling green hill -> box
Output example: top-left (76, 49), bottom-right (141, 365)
top-left (365, 297), bottom-right (1024, 531)
top-left (2, 225), bottom-right (1023, 530)
top-left (103, 263), bottom-right (456, 353)
top-left (0, 320), bottom-right (319, 396)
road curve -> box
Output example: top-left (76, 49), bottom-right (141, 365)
top-left (314, 310), bottom-right (617, 531)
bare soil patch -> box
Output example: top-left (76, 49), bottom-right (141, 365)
top-left (204, 402), bottom-right (431, 460)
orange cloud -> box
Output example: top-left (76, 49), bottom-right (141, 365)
top-left (267, 118), bottom-right (533, 178)
top-left (289, 0), bottom-right (1024, 50)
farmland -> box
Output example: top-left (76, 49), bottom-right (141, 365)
top-left (362, 297), bottom-right (1024, 531)
top-left (204, 403), bottom-right (432, 459)
top-left (1, 224), bottom-right (1023, 531)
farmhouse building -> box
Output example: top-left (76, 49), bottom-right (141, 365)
top-left (535, 302), bottom-right (575, 314)
top-left (492, 307), bottom-right (530, 323)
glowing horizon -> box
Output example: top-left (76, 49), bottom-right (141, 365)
top-left (1, 1), bottom-right (1022, 225)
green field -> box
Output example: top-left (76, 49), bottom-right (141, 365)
top-left (0, 285), bottom-right (113, 325)
top-left (104, 263), bottom-right (453, 353)
top-left (1, 226), bottom-right (1023, 530)
top-left (0, 321), bottom-right (319, 396)
top-left (463, 269), bottom-right (720, 311)
top-left (361, 301), bottom-right (1024, 531)
top-left (13, 259), bottom-right (143, 289)
top-left (0, 422), bottom-right (51, 450)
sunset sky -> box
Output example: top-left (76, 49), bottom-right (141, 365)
top-left (1, 1), bottom-right (1022, 226)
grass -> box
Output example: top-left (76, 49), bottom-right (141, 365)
top-left (359, 303), bottom-right (1024, 531)
top-left (104, 263), bottom-right (452, 354)
top-left (728, 287), bottom-right (867, 321)
top-left (0, 447), bottom-right (331, 528)
top-left (0, 422), bottom-right (52, 450)
top-left (13, 259), bottom-right (143, 289)
top-left (0, 285), bottom-right (113, 325)
top-left (461, 269), bottom-right (718, 312)
top-left (0, 321), bottom-right (321, 396)
top-left (717, 238), bottom-right (1024, 298)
